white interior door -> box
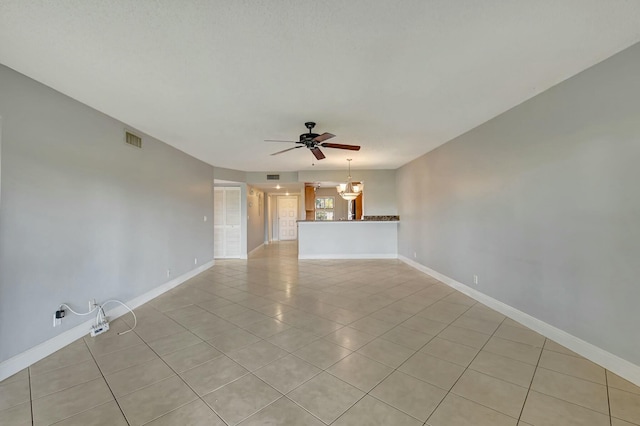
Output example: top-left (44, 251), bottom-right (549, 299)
top-left (277, 196), bottom-right (298, 241)
top-left (214, 187), bottom-right (241, 258)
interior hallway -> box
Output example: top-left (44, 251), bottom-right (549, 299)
top-left (1, 242), bottom-right (639, 425)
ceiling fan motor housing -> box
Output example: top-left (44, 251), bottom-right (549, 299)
top-left (300, 133), bottom-right (320, 143)
top-left (301, 122), bottom-right (319, 143)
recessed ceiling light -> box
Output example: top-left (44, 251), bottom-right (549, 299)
top-left (276, 185), bottom-right (281, 189)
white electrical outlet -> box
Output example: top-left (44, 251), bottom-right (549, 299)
top-left (473, 275), bottom-right (479, 285)
top-left (52, 313), bottom-right (61, 327)
top-left (414, 252), bottom-right (417, 258)
top-left (204, 215), bottom-right (207, 222)
top-left (194, 258), bottom-right (198, 265)
top-left (167, 269), bottom-right (171, 277)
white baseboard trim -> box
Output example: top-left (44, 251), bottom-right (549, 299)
top-left (298, 254), bottom-right (398, 260)
top-left (0, 260), bottom-right (215, 382)
top-left (248, 243), bottom-right (265, 257)
top-left (398, 255), bottom-right (640, 387)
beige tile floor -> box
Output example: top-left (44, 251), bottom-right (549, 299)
top-left (2, 241), bottom-right (640, 425)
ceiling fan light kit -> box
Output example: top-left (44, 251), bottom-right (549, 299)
top-left (266, 122), bottom-right (361, 160)
top-left (337, 159), bottom-right (363, 201)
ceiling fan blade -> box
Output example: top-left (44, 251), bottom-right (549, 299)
top-left (310, 147), bottom-right (326, 160)
top-left (270, 146), bottom-right (303, 156)
top-left (320, 142), bottom-right (361, 151)
top-left (265, 139), bottom-right (299, 143)
top-left (313, 132), bottom-right (335, 143)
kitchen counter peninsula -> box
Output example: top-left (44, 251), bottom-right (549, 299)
top-left (297, 219), bottom-right (399, 259)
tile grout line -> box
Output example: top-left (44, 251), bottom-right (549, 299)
top-left (27, 341), bottom-right (132, 426)
top-left (422, 311), bottom-right (513, 425)
top-left (133, 325), bottom-right (231, 426)
top-left (81, 338), bottom-right (132, 426)
top-left (354, 287), bottom-right (482, 422)
top-left (515, 336), bottom-right (546, 423)
top-left (156, 277), bottom-right (341, 420)
top-left (170, 290), bottom-right (442, 423)
top-left (526, 348), bottom-right (612, 387)
top-left (28, 366), bottom-right (34, 426)
top-left (394, 269), bottom-right (616, 423)
top-left (274, 280), bottom-right (454, 425)
top-left (328, 295), bottom-right (481, 425)
top-left (516, 349), bottom-right (614, 420)
top-left (220, 256), bottom-right (608, 422)
top-left (227, 373), bottom-right (315, 426)
top-left (209, 322), bottom-right (355, 424)
top-left (605, 370), bottom-right (612, 426)
top-left (344, 283), bottom-right (476, 425)
top-left (249, 358), bottom-right (327, 424)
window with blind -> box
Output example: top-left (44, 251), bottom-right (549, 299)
top-left (315, 196), bottom-right (335, 220)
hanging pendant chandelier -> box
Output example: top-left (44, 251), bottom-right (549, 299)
top-left (336, 159), bottom-right (363, 201)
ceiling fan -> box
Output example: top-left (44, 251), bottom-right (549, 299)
top-left (265, 122), bottom-right (360, 160)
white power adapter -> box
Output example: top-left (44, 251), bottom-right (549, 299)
top-left (90, 321), bottom-right (110, 337)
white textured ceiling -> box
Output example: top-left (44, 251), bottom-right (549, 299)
top-left (1, 1), bottom-right (640, 172)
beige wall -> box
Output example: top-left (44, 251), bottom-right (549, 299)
top-left (0, 64), bottom-right (214, 364)
top-left (397, 42), bottom-right (640, 366)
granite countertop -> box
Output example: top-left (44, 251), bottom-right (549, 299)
top-left (297, 215), bottom-right (399, 223)
top-left (362, 215), bottom-right (400, 221)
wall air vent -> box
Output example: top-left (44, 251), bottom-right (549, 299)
top-left (266, 174), bottom-right (280, 180)
top-left (125, 131), bottom-right (142, 148)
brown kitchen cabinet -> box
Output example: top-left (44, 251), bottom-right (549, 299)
top-left (305, 185), bottom-right (315, 220)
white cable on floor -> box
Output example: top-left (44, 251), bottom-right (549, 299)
top-left (100, 300), bottom-right (137, 335)
top-left (58, 299), bottom-right (137, 335)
